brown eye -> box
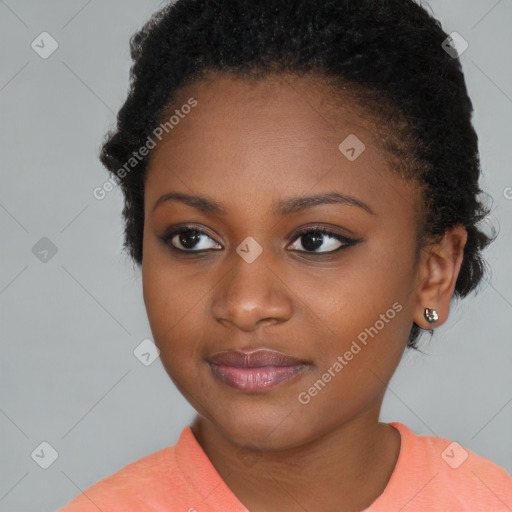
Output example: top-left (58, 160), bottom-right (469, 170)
top-left (288, 228), bottom-right (356, 254)
top-left (163, 227), bottom-right (222, 252)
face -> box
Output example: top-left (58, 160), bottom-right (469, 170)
top-left (142, 72), bottom-right (425, 450)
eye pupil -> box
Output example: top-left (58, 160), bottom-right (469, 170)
top-left (179, 230), bottom-right (201, 249)
top-left (301, 231), bottom-right (324, 252)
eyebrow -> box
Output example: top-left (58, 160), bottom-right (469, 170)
top-left (151, 191), bottom-right (375, 216)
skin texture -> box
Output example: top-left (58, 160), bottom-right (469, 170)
top-left (141, 73), bottom-right (467, 512)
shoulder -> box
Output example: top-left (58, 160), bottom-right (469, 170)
top-left (57, 425), bottom-right (246, 512)
top-left (57, 444), bottom-right (184, 511)
top-left (389, 422), bottom-right (512, 510)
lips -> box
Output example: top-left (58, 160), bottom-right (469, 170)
top-left (208, 349), bottom-right (307, 367)
top-left (207, 349), bottom-right (309, 392)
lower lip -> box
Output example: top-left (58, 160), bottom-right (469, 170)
top-left (208, 363), bottom-right (307, 392)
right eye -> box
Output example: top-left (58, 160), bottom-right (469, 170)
top-left (161, 226), bottom-right (222, 252)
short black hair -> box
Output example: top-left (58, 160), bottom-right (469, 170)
top-left (99, 0), bottom-right (497, 350)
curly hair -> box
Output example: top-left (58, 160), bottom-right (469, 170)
top-left (99, 0), bottom-right (497, 350)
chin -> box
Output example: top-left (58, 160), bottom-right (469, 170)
top-left (210, 408), bottom-right (313, 452)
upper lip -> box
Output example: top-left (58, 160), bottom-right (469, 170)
top-left (207, 349), bottom-right (308, 367)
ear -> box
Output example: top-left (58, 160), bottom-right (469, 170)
top-left (413, 224), bottom-right (468, 330)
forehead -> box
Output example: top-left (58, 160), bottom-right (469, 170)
top-left (153, 72), bottom-right (377, 153)
top-left (145, 72), bottom-right (419, 222)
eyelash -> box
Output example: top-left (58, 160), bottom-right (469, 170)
top-left (159, 224), bottom-right (359, 256)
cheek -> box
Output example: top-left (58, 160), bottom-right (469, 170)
top-left (305, 249), bottom-right (412, 367)
top-left (142, 238), bottom-right (191, 329)
top-left (142, 267), bottom-right (177, 340)
top-left (141, 253), bottom-right (210, 373)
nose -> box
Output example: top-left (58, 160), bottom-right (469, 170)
top-left (211, 251), bottom-right (293, 331)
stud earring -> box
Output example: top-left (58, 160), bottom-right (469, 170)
top-left (424, 307), bottom-right (438, 335)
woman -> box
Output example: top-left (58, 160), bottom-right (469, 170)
top-left (59, 0), bottom-right (511, 510)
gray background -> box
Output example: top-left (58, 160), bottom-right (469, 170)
top-left (1, 1), bottom-right (511, 511)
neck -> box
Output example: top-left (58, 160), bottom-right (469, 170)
top-left (190, 408), bottom-right (401, 512)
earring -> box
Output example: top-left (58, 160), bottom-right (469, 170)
top-left (424, 307), bottom-right (438, 335)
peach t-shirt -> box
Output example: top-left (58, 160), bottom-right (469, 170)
top-left (58, 421), bottom-right (512, 511)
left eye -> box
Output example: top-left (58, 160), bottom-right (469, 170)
top-left (288, 228), bottom-right (352, 253)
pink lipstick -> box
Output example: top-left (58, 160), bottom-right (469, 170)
top-left (207, 349), bottom-right (308, 392)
